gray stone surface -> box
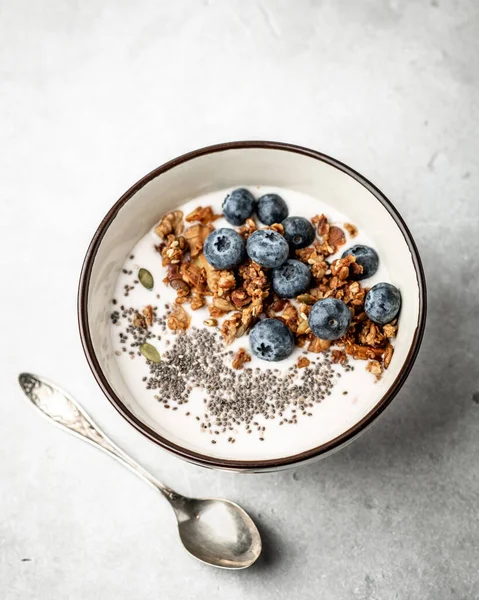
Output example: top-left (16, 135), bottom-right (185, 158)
top-left (1, 1), bottom-right (478, 598)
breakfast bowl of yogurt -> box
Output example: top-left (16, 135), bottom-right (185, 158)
top-left (78, 141), bottom-right (426, 472)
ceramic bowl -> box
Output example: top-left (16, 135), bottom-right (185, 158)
top-left (78, 141), bottom-right (426, 472)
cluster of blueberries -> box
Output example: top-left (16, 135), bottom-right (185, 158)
top-left (203, 189), bottom-right (401, 362)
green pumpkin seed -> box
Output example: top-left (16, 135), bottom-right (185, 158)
top-left (138, 268), bottom-right (154, 290)
top-left (140, 343), bottom-right (161, 363)
top-left (296, 293), bottom-right (316, 305)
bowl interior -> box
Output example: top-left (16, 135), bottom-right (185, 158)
top-left (81, 144), bottom-right (423, 469)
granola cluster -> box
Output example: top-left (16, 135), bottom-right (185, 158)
top-left (154, 206), bottom-right (397, 377)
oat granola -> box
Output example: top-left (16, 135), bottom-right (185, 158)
top-left (154, 205), bottom-right (398, 377)
top-left (155, 210), bottom-right (184, 238)
top-left (232, 348), bottom-right (251, 370)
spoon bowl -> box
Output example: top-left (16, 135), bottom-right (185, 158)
top-left (171, 496), bottom-right (262, 569)
top-left (18, 373), bottom-right (262, 569)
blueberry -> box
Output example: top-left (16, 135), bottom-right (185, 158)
top-left (272, 259), bottom-right (312, 298)
top-left (246, 229), bottom-right (289, 268)
top-left (341, 245), bottom-right (379, 280)
top-left (222, 188), bottom-right (255, 226)
top-left (364, 282), bottom-right (401, 325)
top-left (308, 298), bottom-right (351, 340)
top-left (282, 216), bottom-right (315, 250)
top-left (203, 228), bottom-right (246, 270)
top-left (250, 318), bottom-right (294, 362)
top-left (257, 194), bottom-right (289, 225)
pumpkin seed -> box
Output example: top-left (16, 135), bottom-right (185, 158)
top-left (138, 268), bottom-right (154, 290)
top-left (140, 343), bottom-right (161, 363)
top-left (296, 293), bottom-right (316, 305)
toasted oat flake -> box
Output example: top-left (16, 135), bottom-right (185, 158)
top-left (383, 323), bottom-right (398, 338)
top-left (238, 218), bottom-right (257, 240)
top-left (269, 223), bottom-right (284, 235)
top-left (185, 205), bottom-right (221, 225)
top-left (331, 349), bottom-right (347, 365)
top-left (344, 222), bottom-right (358, 238)
top-left (298, 356), bottom-right (310, 368)
top-left (167, 303), bottom-right (191, 331)
top-left (159, 235), bottom-right (187, 266)
top-left (180, 261), bottom-right (208, 295)
top-left (383, 344), bottom-right (394, 369)
top-left (190, 293), bottom-right (205, 311)
top-left (309, 338), bottom-right (331, 353)
top-left (232, 288), bottom-right (251, 308)
top-left (232, 348), bottom-right (251, 370)
top-left (221, 312), bottom-right (244, 345)
top-left (155, 211), bottom-right (184, 238)
top-left (184, 224), bottom-right (214, 257)
top-left (366, 360), bottom-right (383, 379)
top-left (132, 312), bottom-right (147, 329)
top-left (213, 296), bottom-right (235, 312)
top-left (142, 305), bottom-right (154, 326)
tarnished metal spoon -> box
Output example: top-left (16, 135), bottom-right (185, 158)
top-left (18, 373), bottom-right (262, 569)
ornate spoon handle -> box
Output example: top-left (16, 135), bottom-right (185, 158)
top-left (18, 373), bottom-right (175, 500)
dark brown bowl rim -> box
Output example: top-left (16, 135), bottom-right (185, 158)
top-left (78, 140), bottom-right (427, 471)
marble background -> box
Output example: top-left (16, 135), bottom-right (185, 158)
top-left (1, 1), bottom-right (478, 598)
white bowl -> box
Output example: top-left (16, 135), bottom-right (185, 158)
top-left (78, 141), bottom-right (426, 472)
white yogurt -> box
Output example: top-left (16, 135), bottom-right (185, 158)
top-left (110, 186), bottom-right (393, 461)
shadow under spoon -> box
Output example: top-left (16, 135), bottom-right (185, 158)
top-left (18, 373), bottom-right (262, 569)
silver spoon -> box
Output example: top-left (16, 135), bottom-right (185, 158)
top-left (18, 373), bottom-right (262, 569)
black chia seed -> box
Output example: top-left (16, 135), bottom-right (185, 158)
top-left (110, 282), bottom-right (346, 444)
top-left (138, 327), bottom-right (339, 442)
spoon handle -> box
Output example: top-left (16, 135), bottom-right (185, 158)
top-left (18, 373), bottom-right (176, 500)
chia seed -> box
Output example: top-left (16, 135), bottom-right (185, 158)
top-left (136, 327), bottom-right (339, 442)
top-left (111, 292), bottom-right (343, 444)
